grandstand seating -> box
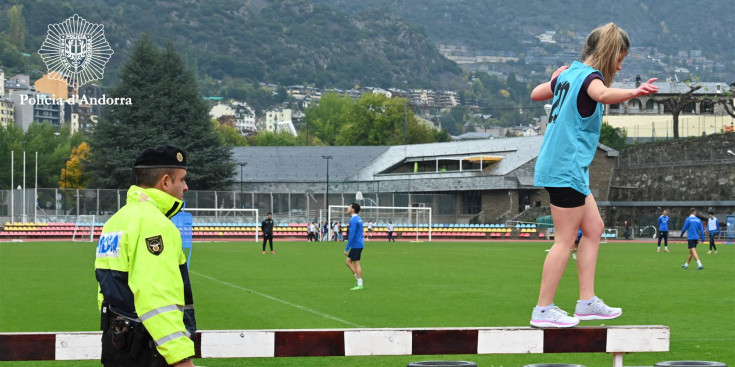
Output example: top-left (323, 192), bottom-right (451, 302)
top-left (0, 221), bottom-right (576, 241)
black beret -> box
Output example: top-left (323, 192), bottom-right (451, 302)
top-left (134, 145), bottom-right (187, 169)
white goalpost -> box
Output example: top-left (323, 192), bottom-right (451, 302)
top-left (72, 215), bottom-right (96, 242)
top-left (328, 205), bottom-right (432, 242)
top-left (182, 208), bottom-right (260, 242)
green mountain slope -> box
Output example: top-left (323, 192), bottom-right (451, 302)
top-left (0, 0), bottom-right (461, 89)
top-left (316, 0), bottom-right (734, 64)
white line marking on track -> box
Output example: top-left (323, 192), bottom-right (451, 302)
top-left (190, 271), bottom-right (365, 328)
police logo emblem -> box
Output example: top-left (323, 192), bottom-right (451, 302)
top-left (38, 14), bottom-right (114, 90)
top-left (145, 235), bottom-right (164, 256)
top-left (176, 152), bottom-right (183, 162)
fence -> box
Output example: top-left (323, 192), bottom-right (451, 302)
top-left (0, 188), bottom-right (461, 225)
top-left (606, 113), bottom-right (735, 142)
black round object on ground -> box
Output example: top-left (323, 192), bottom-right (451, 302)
top-left (655, 362), bottom-right (728, 367)
top-left (407, 362), bottom-right (478, 367)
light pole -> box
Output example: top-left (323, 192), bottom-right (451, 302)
top-left (321, 155), bottom-right (332, 220)
top-left (239, 162), bottom-right (247, 207)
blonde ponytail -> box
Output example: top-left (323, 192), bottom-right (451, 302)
top-left (580, 23), bottom-right (630, 87)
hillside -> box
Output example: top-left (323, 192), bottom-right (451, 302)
top-left (317, 0), bottom-right (735, 68)
top-left (0, 0), bottom-right (461, 89)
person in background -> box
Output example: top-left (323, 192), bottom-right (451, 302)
top-left (344, 203), bottom-right (365, 291)
top-left (680, 208), bottom-right (705, 270)
top-left (387, 221), bottom-right (396, 242)
top-left (657, 210), bottom-right (670, 253)
top-left (261, 212), bottom-right (275, 254)
top-left (706, 211), bottom-right (719, 254)
top-left (366, 220), bottom-right (374, 240)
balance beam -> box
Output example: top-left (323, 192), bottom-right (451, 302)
top-left (0, 326), bottom-right (669, 367)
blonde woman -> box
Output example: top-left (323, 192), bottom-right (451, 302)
top-left (529, 23), bottom-right (658, 328)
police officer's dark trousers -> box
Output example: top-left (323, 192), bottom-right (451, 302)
top-left (101, 310), bottom-right (168, 367)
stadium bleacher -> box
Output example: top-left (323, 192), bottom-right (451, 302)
top-left (0, 221), bottom-right (556, 240)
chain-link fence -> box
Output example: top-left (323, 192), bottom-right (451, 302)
top-left (1, 188), bottom-right (460, 225)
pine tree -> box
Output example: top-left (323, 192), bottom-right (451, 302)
top-left (157, 43), bottom-right (234, 189)
top-left (87, 35), bottom-right (234, 189)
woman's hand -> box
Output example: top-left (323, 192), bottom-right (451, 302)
top-left (634, 78), bottom-right (658, 97)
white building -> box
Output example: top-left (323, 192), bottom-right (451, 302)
top-left (537, 31), bottom-right (556, 44)
top-left (0, 68), bottom-right (4, 98)
top-left (10, 91), bottom-right (64, 131)
top-left (209, 101), bottom-right (257, 135)
top-left (209, 103), bottom-right (235, 121)
top-left (263, 108), bottom-right (297, 136)
top-left (231, 101), bottom-right (257, 135)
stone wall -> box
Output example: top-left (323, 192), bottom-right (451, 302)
top-left (591, 149), bottom-right (615, 200)
top-left (609, 133), bottom-right (735, 202)
top-left (602, 133), bottom-right (735, 227)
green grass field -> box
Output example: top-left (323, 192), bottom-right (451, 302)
top-left (1, 239), bottom-right (733, 366)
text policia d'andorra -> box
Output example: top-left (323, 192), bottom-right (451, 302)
top-left (19, 94), bottom-right (132, 106)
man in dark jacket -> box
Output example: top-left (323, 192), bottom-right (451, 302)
top-left (262, 212), bottom-right (275, 254)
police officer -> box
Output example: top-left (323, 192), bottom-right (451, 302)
top-left (95, 145), bottom-right (195, 367)
top-left (261, 212), bottom-right (274, 254)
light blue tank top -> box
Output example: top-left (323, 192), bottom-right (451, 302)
top-left (534, 61), bottom-right (603, 196)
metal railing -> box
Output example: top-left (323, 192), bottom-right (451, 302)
top-left (0, 188), bottom-right (460, 225)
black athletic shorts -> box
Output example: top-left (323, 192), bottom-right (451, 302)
top-left (348, 248), bottom-right (363, 261)
top-left (687, 239), bottom-right (698, 249)
top-left (659, 231), bottom-right (668, 239)
top-left (545, 187), bottom-right (587, 208)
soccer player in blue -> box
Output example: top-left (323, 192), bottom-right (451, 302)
top-left (657, 209), bottom-right (670, 253)
top-left (680, 208), bottom-right (705, 270)
top-left (344, 203), bottom-right (365, 291)
top-left (529, 23), bottom-right (658, 328)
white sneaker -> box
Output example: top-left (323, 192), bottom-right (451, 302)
top-left (572, 253), bottom-right (577, 260)
top-left (530, 305), bottom-right (579, 328)
top-left (574, 297), bottom-right (622, 320)
top-left (707, 250), bottom-right (712, 254)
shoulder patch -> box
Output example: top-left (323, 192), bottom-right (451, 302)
top-left (145, 235), bottom-right (164, 256)
top-left (97, 232), bottom-right (122, 258)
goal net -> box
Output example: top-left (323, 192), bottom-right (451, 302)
top-left (183, 208), bottom-right (260, 242)
top-left (327, 205), bottom-right (432, 242)
top-left (72, 215), bottom-right (96, 242)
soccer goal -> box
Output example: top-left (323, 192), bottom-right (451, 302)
top-left (183, 208), bottom-right (260, 242)
top-left (328, 205), bottom-right (432, 242)
top-left (72, 215), bottom-right (96, 242)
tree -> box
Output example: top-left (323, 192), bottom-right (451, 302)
top-left (303, 92), bottom-right (351, 146)
top-left (600, 121), bottom-right (627, 151)
top-left (247, 131), bottom-right (300, 146)
top-left (0, 123), bottom-right (75, 190)
top-left (336, 94), bottom-right (436, 146)
top-left (87, 36), bottom-right (235, 189)
top-left (213, 120), bottom-right (249, 147)
top-left (59, 143), bottom-right (91, 189)
top-left (7, 5), bottom-right (26, 49)
top-left (654, 83), bottom-right (701, 138)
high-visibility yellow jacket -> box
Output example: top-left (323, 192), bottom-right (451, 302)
top-left (95, 185), bottom-right (195, 365)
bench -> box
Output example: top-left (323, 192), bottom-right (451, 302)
top-left (0, 325), bottom-right (669, 366)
